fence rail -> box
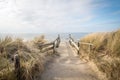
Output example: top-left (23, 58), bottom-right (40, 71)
top-left (69, 34), bottom-right (93, 54)
top-left (39, 35), bottom-right (60, 53)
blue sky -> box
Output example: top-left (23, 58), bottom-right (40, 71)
top-left (0, 0), bottom-right (120, 33)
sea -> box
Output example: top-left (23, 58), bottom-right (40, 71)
top-left (0, 33), bottom-right (90, 42)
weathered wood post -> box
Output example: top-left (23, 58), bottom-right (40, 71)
top-left (69, 34), bottom-right (74, 42)
top-left (53, 42), bottom-right (56, 54)
top-left (77, 42), bottom-right (80, 55)
top-left (58, 34), bottom-right (61, 47)
top-left (89, 41), bottom-right (92, 54)
top-left (89, 44), bottom-right (92, 60)
top-left (0, 47), bottom-right (4, 54)
top-left (14, 53), bottom-right (21, 80)
top-left (69, 34), bottom-right (72, 45)
top-left (56, 34), bottom-right (60, 48)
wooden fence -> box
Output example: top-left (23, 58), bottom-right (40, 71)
top-left (38, 35), bottom-right (60, 53)
top-left (69, 34), bottom-right (93, 54)
top-left (14, 35), bottom-right (61, 80)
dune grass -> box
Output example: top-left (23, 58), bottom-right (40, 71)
top-left (0, 35), bottom-right (50, 80)
top-left (79, 29), bottom-right (120, 80)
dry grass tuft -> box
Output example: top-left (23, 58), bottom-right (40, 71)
top-left (33, 35), bottom-right (46, 44)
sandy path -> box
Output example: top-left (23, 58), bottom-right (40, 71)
top-left (40, 41), bottom-right (99, 80)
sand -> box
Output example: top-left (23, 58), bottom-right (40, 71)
top-left (38, 41), bottom-right (99, 80)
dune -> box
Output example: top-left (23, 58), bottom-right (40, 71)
top-left (79, 29), bottom-right (120, 80)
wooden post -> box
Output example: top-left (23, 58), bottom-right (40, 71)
top-left (89, 45), bottom-right (92, 53)
top-left (69, 40), bottom-right (71, 45)
top-left (89, 41), bottom-right (92, 53)
top-left (55, 34), bottom-right (61, 48)
top-left (58, 34), bottom-right (61, 47)
top-left (14, 54), bottom-right (21, 80)
top-left (56, 35), bottom-right (59, 48)
top-left (69, 34), bottom-right (74, 42)
top-left (77, 42), bottom-right (80, 55)
top-left (53, 42), bottom-right (56, 54)
top-left (56, 39), bottom-right (59, 48)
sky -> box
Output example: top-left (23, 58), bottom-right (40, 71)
top-left (0, 0), bottom-right (120, 33)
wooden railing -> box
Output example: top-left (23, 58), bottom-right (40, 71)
top-left (14, 35), bottom-right (61, 80)
top-left (69, 34), bottom-right (93, 54)
top-left (38, 35), bottom-right (60, 53)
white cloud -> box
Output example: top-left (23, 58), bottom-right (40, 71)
top-left (18, 0), bottom-right (94, 29)
top-left (0, 0), bottom-right (110, 33)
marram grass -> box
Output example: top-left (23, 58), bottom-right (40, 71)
top-left (79, 29), bottom-right (120, 80)
top-left (0, 35), bottom-right (48, 80)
